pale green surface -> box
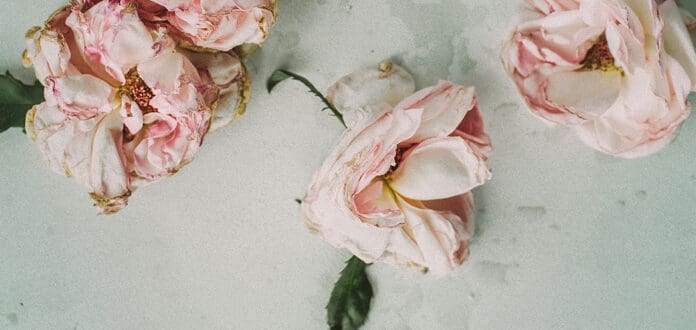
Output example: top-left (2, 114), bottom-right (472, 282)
top-left (1, 1), bottom-right (695, 329)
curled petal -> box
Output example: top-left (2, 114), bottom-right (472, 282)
top-left (394, 194), bottom-right (473, 275)
top-left (544, 69), bottom-right (623, 120)
top-left (397, 81), bottom-right (476, 144)
top-left (449, 102), bottom-right (492, 157)
top-left (353, 180), bottom-right (405, 228)
top-left (389, 137), bottom-right (491, 201)
top-left (327, 62), bottom-right (415, 125)
top-left (120, 96), bottom-right (144, 134)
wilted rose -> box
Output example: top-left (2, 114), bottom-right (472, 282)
top-left (24, 0), bottom-right (248, 213)
top-left (502, 0), bottom-right (696, 158)
top-left (302, 63), bottom-right (492, 275)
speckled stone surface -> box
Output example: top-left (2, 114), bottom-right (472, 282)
top-left (1, 1), bottom-right (695, 329)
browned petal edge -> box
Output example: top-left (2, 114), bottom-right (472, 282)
top-left (378, 61), bottom-right (394, 78)
top-left (235, 60), bottom-right (252, 118)
top-left (22, 27), bottom-right (42, 67)
top-left (688, 21), bottom-right (696, 32)
top-left (45, 5), bottom-right (70, 29)
top-left (24, 105), bottom-right (38, 142)
top-left (206, 57), bottom-right (251, 132)
top-left (177, 40), bottom-right (223, 54)
top-left (233, 43), bottom-right (259, 59)
top-left (25, 105), bottom-right (74, 178)
top-left (254, 0), bottom-right (278, 49)
top-left (23, 5), bottom-right (71, 67)
top-left (270, 0), bottom-right (279, 20)
top-left (89, 191), bottom-right (131, 215)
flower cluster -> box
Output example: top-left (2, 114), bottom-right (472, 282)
top-left (301, 63), bottom-right (493, 275)
top-left (502, 0), bottom-right (696, 158)
top-left (23, 0), bottom-right (274, 213)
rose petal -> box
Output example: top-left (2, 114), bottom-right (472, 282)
top-left (182, 50), bottom-right (247, 131)
top-left (66, 0), bottom-right (157, 83)
top-left (525, 0), bottom-right (579, 15)
top-left (143, 0), bottom-right (276, 51)
top-left (45, 74), bottom-right (114, 119)
top-left (395, 195), bottom-right (473, 275)
top-left (120, 96), bottom-right (144, 134)
top-left (23, 9), bottom-right (73, 83)
top-left (397, 81), bottom-right (476, 144)
top-left (660, 0), bottom-right (696, 91)
top-left (451, 101), bottom-right (493, 157)
top-left (545, 69), bottom-right (622, 119)
top-left (389, 137), bottom-right (491, 201)
top-left (138, 51), bottom-right (212, 116)
top-left (327, 62), bottom-right (415, 125)
top-left (353, 179), bottom-right (405, 228)
top-left (63, 109), bottom-right (130, 204)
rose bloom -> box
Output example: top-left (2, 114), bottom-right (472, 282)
top-left (137, 0), bottom-right (277, 51)
top-left (23, 0), bottom-right (248, 213)
top-left (301, 63), bottom-right (492, 275)
top-left (502, 0), bottom-right (696, 158)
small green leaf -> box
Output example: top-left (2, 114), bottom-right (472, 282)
top-left (0, 71), bottom-right (44, 133)
top-left (267, 69), bottom-right (346, 127)
top-left (327, 256), bottom-right (373, 330)
top-left (677, 0), bottom-right (696, 15)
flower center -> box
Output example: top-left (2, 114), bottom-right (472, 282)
top-left (123, 68), bottom-right (156, 113)
top-left (581, 35), bottom-right (622, 73)
top-left (384, 147), bottom-right (406, 179)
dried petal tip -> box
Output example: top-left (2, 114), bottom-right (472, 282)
top-left (379, 61), bottom-right (394, 77)
top-left (90, 192), bottom-right (130, 215)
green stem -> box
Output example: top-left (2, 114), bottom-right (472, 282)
top-left (267, 69), bottom-right (346, 128)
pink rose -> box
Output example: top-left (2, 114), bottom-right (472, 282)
top-left (24, 1), bottom-right (248, 213)
top-left (502, 0), bottom-right (696, 158)
top-left (302, 63), bottom-right (492, 275)
top-left (137, 0), bottom-right (277, 51)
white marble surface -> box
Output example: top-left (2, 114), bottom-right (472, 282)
top-left (2, 1), bottom-right (696, 329)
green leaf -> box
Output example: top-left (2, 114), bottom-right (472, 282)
top-left (267, 69), bottom-right (346, 128)
top-left (677, 0), bottom-right (696, 15)
top-left (0, 71), bottom-right (44, 133)
top-left (327, 256), bottom-right (373, 330)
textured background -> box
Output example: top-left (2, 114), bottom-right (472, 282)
top-left (2, 1), bottom-right (696, 329)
